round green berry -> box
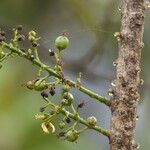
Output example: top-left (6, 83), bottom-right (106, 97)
top-left (87, 116), bottom-right (97, 126)
top-left (55, 35), bottom-right (69, 50)
top-left (66, 130), bottom-right (79, 142)
top-left (34, 80), bottom-right (47, 91)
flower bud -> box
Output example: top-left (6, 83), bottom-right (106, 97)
top-left (28, 30), bottom-right (36, 41)
top-left (62, 84), bottom-right (70, 93)
top-left (35, 114), bottom-right (49, 120)
top-left (55, 106), bottom-right (61, 114)
top-left (66, 130), bottom-right (79, 142)
top-left (87, 116), bottom-right (97, 126)
top-left (34, 79), bottom-right (47, 91)
top-left (26, 81), bottom-right (34, 90)
top-left (55, 35), bottom-right (69, 51)
top-left (59, 122), bottom-right (65, 129)
top-left (61, 99), bottom-right (68, 106)
top-left (63, 92), bottom-right (74, 106)
top-left (29, 30), bottom-right (36, 37)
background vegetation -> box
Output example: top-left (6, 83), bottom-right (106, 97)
top-left (0, 0), bottom-right (150, 150)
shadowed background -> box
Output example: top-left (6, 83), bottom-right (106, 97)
top-left (0, 0), bottom-right (150, 150)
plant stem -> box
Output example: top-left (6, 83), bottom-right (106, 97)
top-left (2, 42), bottom-right (109, 106)
top-left (110, 0), bottom-right (146, 149)
top-left (61, 107), bottom-right (109, 137)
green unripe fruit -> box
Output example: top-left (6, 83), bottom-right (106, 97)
top-left (87, 116), bottom-right (97, 126)
top-left (55, 35), bottom-right (69, 50)
top-left (34, 80), bottom-right (47, 91)
top-left (66, 130), bottom-right (79, 142)
top-left (59, 122), bottom-right (65, 129)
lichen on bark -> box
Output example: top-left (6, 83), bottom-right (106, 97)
top-left (110, 0), bottom-right (146, 149)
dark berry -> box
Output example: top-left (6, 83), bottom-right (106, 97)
top-left (77, 102), bottom-right (85, 108)
top-left (65, 117), bottom-right (71, 124)
top-left (17, 35), bottom-right (25, 41)
top-left (49, 49), bottom-right (55, 56)
top-left (29, 55), bottom-right (34, 61)
top-left (17, 25), bottom-right (23, 31)
top-left (32, 42), bottom-right (38, 47)
top-left (49, 110), bottom-right (55, 115)
top-left (58, 132), bottom-right (66, 138)
top-left (0, 31), bottom-right (5, 36)
top-left (39, 107), bottom-right (45, 112)
top-left (49, 86), bottom-right (55, 96)
top-left (41, 91), bottom-right (49, 98)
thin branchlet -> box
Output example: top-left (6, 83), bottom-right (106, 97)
top-left (0, 29), bottom-right (110, 142)
top-left (2, 42), bottom-right (109, 106)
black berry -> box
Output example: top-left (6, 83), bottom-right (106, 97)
top-left (41, 91), bottom-right (49, 98)
top-left (65, 117), bottom-right (71, 124)
top-left (49, 49), bottom-right (55, 56)
top-left (49, 86), bottom-right (55, 96)
top-left (17, 25), bottom-right (23, 31)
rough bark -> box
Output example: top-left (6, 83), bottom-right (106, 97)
top-left (110, 0), bottom-right (146, 149)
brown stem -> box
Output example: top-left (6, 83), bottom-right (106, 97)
top-left (110, 0), bottom-right (146, 149)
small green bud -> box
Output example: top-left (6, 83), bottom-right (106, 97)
top-left (35, 114), bottom-right (49, 120)
top-left (28, 30), bottom-right (36, 41)
top-left (62, 84), bottom-right (70, 93)
top-left (62, 93), bottom-right (74, 106)
top-left (66, 130), bottom-right (79, 142)
top-left (87, 116), bottom-right (97, 126)
top-left (34, 79), bottom-right (48, 91)
top-left (29, 30), bottom-right (36, 37)
top-left (55, 35), bottom-right (69, 50)
top-left (61, 99), bottom-right (71, 106)
top-left (63, 92), bottom-right (74, 106)
top-left (55, 106), bottom-right (62, 114)
top-left (26, 81), bottom-right (34, 90)
top-left (59, 122), bottom-right (65, 129)
top-left (61, 99), bottom-right (68, 106)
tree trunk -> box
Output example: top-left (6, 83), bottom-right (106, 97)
top-left (110, 0), bottom-right (146, 149)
